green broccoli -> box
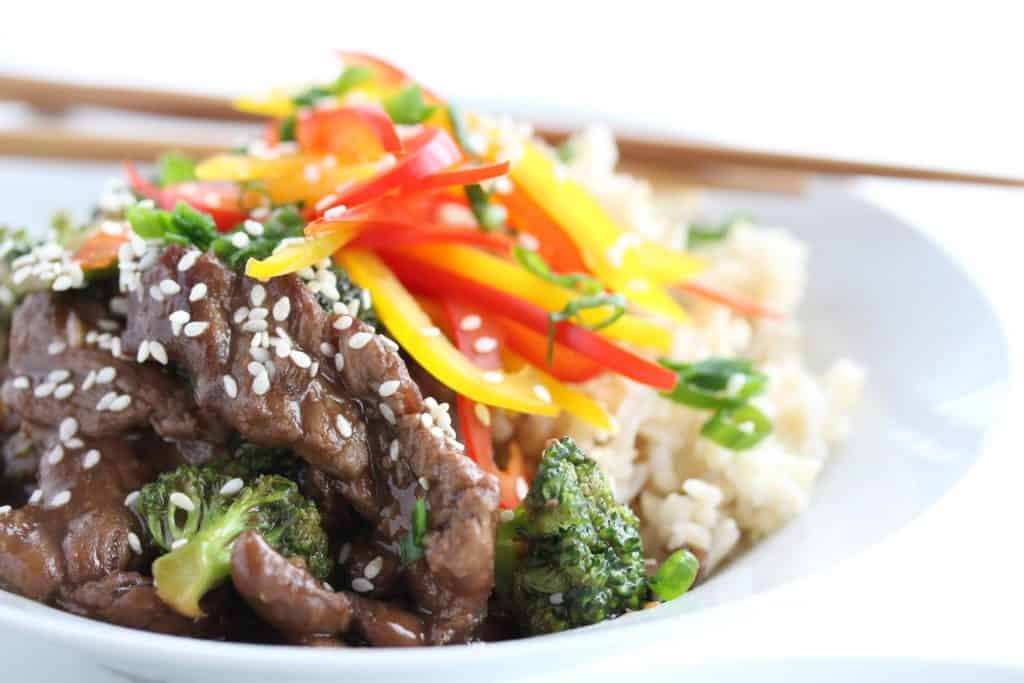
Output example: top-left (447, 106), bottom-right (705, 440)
top-left (495, 437), bottom-right (648, 635)
top-left (137, 461), bottom-right (330, 618)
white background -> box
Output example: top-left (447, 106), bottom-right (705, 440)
top-left (1, 2), bottom-right (1023, 678)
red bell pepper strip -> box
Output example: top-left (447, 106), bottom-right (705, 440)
top-left (401, 161), bottom-right (510, 193)
top-left (441, 299), bottom-right (522, 509)
top-left (500, 185), bottom-right (589, 273)
top-left (337, 51), bottom-right (443, 103)
top-left (73, 225), bottom-right (131, 272)
top-left (382, 251), bottom-right (677, 391)
top-left (125, 162), bottom-right (249, 232)
top-left (295, 104), bottom-right (403, 159)
top-left (494, 316), bottom-right (604, 384)
top-left (315, 127), bottom-right (461, 215)
top-left (678, 280), bottom-right (786, 320)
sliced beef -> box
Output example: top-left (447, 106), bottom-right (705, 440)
top-left (0, 427), bottom-right (153, 601)
top-left (0, 292), bottom-right (228, 448)
top-left (56, 571), bottom-right (212, 637)
top-left (231, 531), bottom-right (425, 647)
top-left (122, 246), bottom-right (499, 643)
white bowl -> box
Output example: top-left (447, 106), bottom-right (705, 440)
top-left (0, 163), bottom-right (1009, 682)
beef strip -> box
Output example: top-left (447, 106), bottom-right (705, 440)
top-left (0, 292), bottom-right (229, 448)
top-left (56, 571), bottom-right (213, 637)
top-left (121, 246), bottom-right (499, 643)
top-left (0, 426), bottom-right (154, 601)
top-left (231, 531), bottom-right (425, 647)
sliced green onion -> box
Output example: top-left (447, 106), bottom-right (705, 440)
top-left (333, 65), bottom-right (375, 97)
top-left (648, 549), bottom-right (699, 601)
top-left (660, 357), bottom-right (767, 410)
top-left (399, 497), bottom-right (429, 566)
top-left (156, 152), bottom-right (197, 187)
top-left (277, 115), bottom-right (297, 143)
top-left (513, 246), bottom-right (603, 296)
top-left (548, 293), bottom-right (627, 364)
top-left (686, 213), bottom-right (753, 248)
top-left (701, 403), bottom-right (772, 450)
top-left (447, 103), bottom-right (507, 232)
top-left (383, 84), bottom-right (437, 125)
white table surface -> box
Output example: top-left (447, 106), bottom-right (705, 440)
top-left (1, 4), bottom-right (1023, 679)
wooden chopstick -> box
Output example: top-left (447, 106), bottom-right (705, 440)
top-left (1, 73), bottom-right (1022, 188)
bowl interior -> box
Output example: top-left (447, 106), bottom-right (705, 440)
top-left (0, 161), bottom-right (1009, 681)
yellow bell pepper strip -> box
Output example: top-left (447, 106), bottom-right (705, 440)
top-left (244, 225), bottom-right (359, 281)
top-left (337, 249), bottom-right (560, 417)
top-left (502, 351), bottom-right (614, 433)
top-left (398, 244), bottom-right (672, 353)
top-left (509, 141), bottom-right (702, 321)
top-left (195, 154), bottom-right (311, 183)
top-left (380, 250), bottom-right (678, 391)
top-left (234, 88), bottom-right (296, 118)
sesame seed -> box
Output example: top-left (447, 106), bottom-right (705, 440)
top-left (549, 592), bottom-right (564, 605)
top-left (47, 445), bottom-right (64, 464)
top-left (59, 417), bottom-right (78, 442)
top-left (220, 478), bottom-right (244, 496)
top-left (149, 341), bottom-right (168, 365)
top-left (421, 326), bottom-right (441, 337)
top-left (81, 370), bottom-right (96, 391)
top-left (52, 275), bottom-right (73, 291)
top-left (243, 219), bottom-right (264, 236)
top-left (124, 491), bottom-right (140, 507)
top-left (334, 352), bottom-right (345, 371)
top-left (96, 392), bottom-right (117, 411)
top-left (473, 336), bottom-right (498, 353)
top-left (49, 490), bottom-right (71, 508)
top-left (12, 376), bottom-right (29, 389)
top-left (352, 577), bottom-right (373, 593)
top-left (148, 285), bottom-right (165, 302)
top-left (346, 299), bottom-right (361, 317)
top-left (483, 371), bottom-right (504, 384)
top-left (348, 332), bottom-right (373, 349)
top-left (335, 414), bottom-right (353, 438)
top-left (274, 338), bottom-right (292, 358)
top-left (516, 477), bottom-right (529, 499)
top-left (136, 340), bottom-right (151, 363)
top-left (159, 279), bottom-right (181, 296)
top-left (82, 450), bottom-right (101, 470)
top-left (290, 350), bottom-right (312, 368)
top-left (389, 439), bottom-right (399, 461)
top-left (109, 394), bottom-right (132, 412)
top-left (222, 375), bottom-right (238, 398)
top-left (474, 403), bottom-right (492, 426)
top-left (272, 297), bottom-right (291, 321)
top-left (250, 284), bottom-right (266, 307)
top-left (231, 232), bottom-right (250, 249)
top-left (252, 372), bottom-right (270, 395)
top-left (184, 321), bottom-right (209, 337)
top-left (65, 438), bottom-right (84, 449)
top-left (323, 205), bottom-right (349, 221)
top-left (233, 307), bottom-right (250, 324)
top-left (28, 489), bottom-right (42, 505)
top-left (333, 315), bottom-right (353, 331)
top-left (168, 310), bottom-right (190, 335)
top-left (189, 283), bottom-right (208, 302)
top-left (418, 476), bottom-right (430, 491)
top-left (338, 542), bottom-right (352, 564)
top-left (48, 369), bottom-right (70, 383)
top-left (96, 366), bottom-right (116, 384)
top-left (533, 384), bottom-right (553, 403)
top-left (169, 492), bottom-right (195, 512)
top-left (319, 342), bottom-right (335, 356)
top-left (378, 380), bottom-right (400, 398)
top-left (110, 338), bottom-right (122, 358)
top-left (128, 532), bottom-right (142, 554)
top-left (171, 538), bottom-right (188, 550)
top-left (248, 307), bottom-right (269, 320)
top-left (177, 250), bottom-right (200, 272)
top-left (47, 340), bottom-right (67, 355)
top-left (460, 315), bottom-right (482, 331)
top-left (364, 556), bottom-right (383, 580)
top-left (379, 403), bottom-right (396, 424)
top-left (242, 319), bottom-right (268, 333)
top-left (314, 194), bottom-right (339, 212)
top-left (34, 382), bottom-right (55, 398)
top-left (304, 164), bottom-right (321, 184)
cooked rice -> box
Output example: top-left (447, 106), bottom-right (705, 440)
top-left (512, 126), bottom-right (865, 574)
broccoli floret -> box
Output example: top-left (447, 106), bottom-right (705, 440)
top-left (495, 437), bottom-right (647, 635)
top-left (137, 461), bottom-right (330, 617)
